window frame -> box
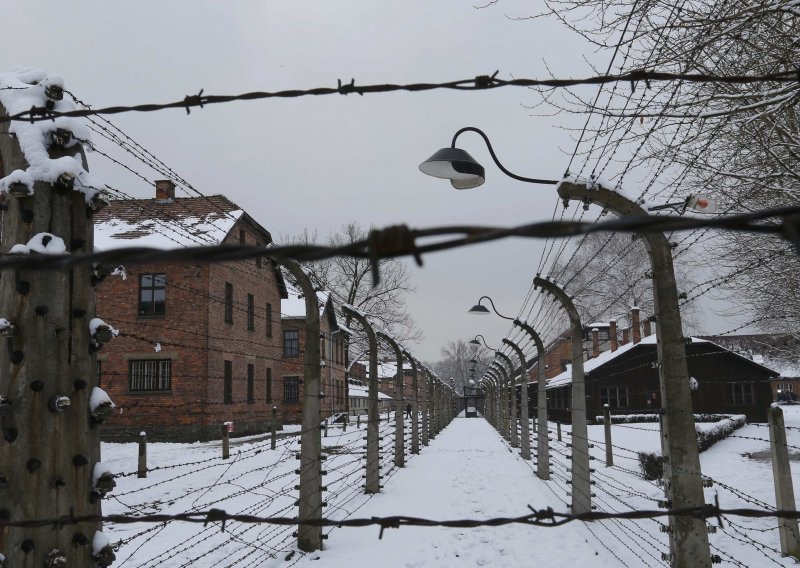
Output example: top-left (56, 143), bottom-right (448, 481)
top-left (284, 329), bottom-right (300, 357)
top-left (139, 273), bottom-right (166, 317)
top-left (129, 359), bottom-right (172, 392)
top-left (727, 382), bottom-right (755, 405)
top-left (600, 386), bottom-right (629, 409)
top-left (266, 302), bottom-right (273, 337)
top-left (266, 368), bottom-right (273, 402)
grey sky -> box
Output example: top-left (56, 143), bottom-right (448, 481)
top-left (0, 1), bottom-right (739, 362)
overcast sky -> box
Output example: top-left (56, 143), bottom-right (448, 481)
top-left (0, 1), bottom-right (739, 362)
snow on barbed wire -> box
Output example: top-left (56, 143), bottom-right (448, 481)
top-left (0, 68), bottom-right (102, 203)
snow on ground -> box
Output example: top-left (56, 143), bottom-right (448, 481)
top-left (101, 408), bottom-right (800, 567)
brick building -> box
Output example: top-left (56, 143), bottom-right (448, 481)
top-left (280, 289), bottom-right (349, 424)
top-left (94, 180), bottom-right (287, 441)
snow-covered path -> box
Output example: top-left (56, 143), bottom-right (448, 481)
top-left (294, 417), bottom-right (617, 568)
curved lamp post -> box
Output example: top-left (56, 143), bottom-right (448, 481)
top-left (402, 350), bottom-right (421, 454)
top-left (557, 181), bottom-right (710, 565)
top-left (514, 320), bottom-right (551, 481)
top-left (341, 305), bottom-right (380, 494)
top-left (468, 297), bottom-right (531, 461)
top-left (377, 331), bottom-right (405, 468)
top-left (422, 128), bottom-right (711, 567)
top-left (278, 259), bottom-right (323, 551)
top-left (534, 276), bottom-right (591, 515)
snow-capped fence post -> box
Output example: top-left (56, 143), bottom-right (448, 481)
top-left (503, 338), bottom-right (531, 460)
top-left (341, 305), bottom-right (380, 494)
top-left (557, 182), bottom-right (711, 567)
top-left (0, 77), bottom-right (111, 567)
top-left (271, 406), bottom-right (278, 450)
top-left (377, 332), bottom-right (405, 468)
top-left (534, 276), bottom-right (591, 516)
top-left (138, 432), bottom-right (147, 478)
top-left (768, 405), bottom-right (800, 559)
top-left (514, 320), bottom-right (550, 480)
top-left (221, 423), bottom-right (230, 459)
top-left (279, 259), bottom-right (323, 551)
top-left (603, 405), bottom-right (614, 467)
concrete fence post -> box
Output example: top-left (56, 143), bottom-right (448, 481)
top-left (271, 406), bottom-right (278, 450)
top-left (221, 423), bottom-right (230, 460)
top-left (604, 405), bottom-right (614, 467)
top-left (768, 405), bottom-right (800, 559)
top-left (138, 432), bottom-right (148, 479)
top-left (377, 331), bottom-right (405, 468)
top-left (278, 259), bottom-right (323, 551)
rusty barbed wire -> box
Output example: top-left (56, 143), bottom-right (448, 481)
top-left (1, 70), bottom-right (798, 124)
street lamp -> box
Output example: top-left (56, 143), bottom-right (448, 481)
top-left (467, 296), bottom-right (515, 319)
top-left (421, 127), bottom-right (711, 567)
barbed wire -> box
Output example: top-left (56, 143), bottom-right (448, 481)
top-left (2, 70), bottom-right (797, 124)
top-left (3, 206), bottom-right (799, 276)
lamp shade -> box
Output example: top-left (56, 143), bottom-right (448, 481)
top-left (419, 147), bottom-right (486, 189)
top-left (469, 339), bottom-right (481, 345)
top-left (467, 304), bottom-right (491, 315)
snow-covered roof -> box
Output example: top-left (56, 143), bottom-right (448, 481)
top-left (357, 360), bottom-right (412, 379)
top-left (545, 335), bottom-right (710, 389)
top-left (94, 195), bottom-right (244, 250)
top-left (348, 384), bottom-right (392, 400)
top-left (281, 287), bottom-right (331, 320)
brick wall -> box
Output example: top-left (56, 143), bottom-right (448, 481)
top-left (97, 217), bottom-right (285, 442)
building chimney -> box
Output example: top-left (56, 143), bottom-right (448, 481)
top-left (642, 316), bottom-right (652, 338)
top-left (592, 328), bottom-right (600, 358)
top-left (609, 319), bottom-right (618, 351)
top-left (632, 307), bottom-right (641, 344)
top-left (622, 328), bottom-right (630, 345)
top-left (155, 180), bottom-right (175, 202)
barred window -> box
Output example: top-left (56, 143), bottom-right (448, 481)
top-left (266, 368), bottom-right (273, 402)
top-left (284, 376), bottom-right (300, 403)
top-left (247, 364), bottom-right (255, 403)
top-left (266, 303), bottom-right (273, 337)
top-left (130, 360), bottom-right (171, 391)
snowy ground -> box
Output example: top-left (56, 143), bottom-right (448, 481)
top-left (101, 408), bottom-right (800, 567)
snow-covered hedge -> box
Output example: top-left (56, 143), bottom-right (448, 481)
top-left (696, 415), bottom-right (746, 453)
top-left (596, 413), bottom-right (736, 424)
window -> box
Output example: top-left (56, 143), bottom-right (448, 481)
top-left (247, 294), bottom-right (255, 331)
top-left (247, 364), bottom-right (255, 403)
top-left (778, 383), bottom-right (794, 392)
top-left (727, 383), bottom-right (755, 405)
top-left (284, 329), bottom-right (300, 357)
top-left (130, 360), bottom-right (171, 391)
top-left (600, 386), bottom-right (628, 408)
top-left (266, 303), bottom-right (273, 337)
top-left (266, 368), bottom-right (273, 402)
top-left (139, 273), bottom-right (166, 316)
top-left (224, 360), bottom-right (233, 403)
top-left (224, 282), bottom-right (233, 323)
top-left (284, 376), bottom-right (300, 403)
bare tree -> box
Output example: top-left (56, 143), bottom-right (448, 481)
top-left (550, 232), bottom-right (701, 332)
top-left (433, 339), bottom-right (492, 395)
top-left (516, 0), bottom-right (799, 343)
top-left (287, 222), bottom-right (421, 345)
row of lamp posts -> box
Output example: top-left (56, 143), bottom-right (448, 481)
top-left (419, 126), bottom-right (714, 568)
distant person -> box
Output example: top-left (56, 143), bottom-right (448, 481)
top-left (405, 403), bottom-right (412, 419)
